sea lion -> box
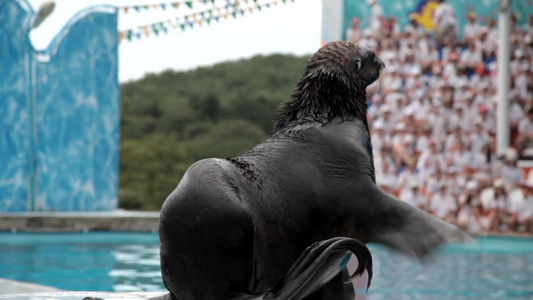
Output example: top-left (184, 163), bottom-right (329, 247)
top-left (156, 41), bottom-right (470, 300)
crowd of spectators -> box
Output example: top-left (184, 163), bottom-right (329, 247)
top-left (347, 0), bottom-right (533, 234)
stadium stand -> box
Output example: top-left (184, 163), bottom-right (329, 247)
top-left (349, 10), bottom-right (533, 234)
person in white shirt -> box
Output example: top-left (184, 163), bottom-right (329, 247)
top-left (415, 124), bottom-right (432, 155)
top-left (427, 104), bottom-right (447, 138)
top-left (469, 119), bottom-right (490, 154)
top-left (444, 166), bottom-right (464, 199)
top-left (400, 180), bottom-right (427, 211)
top-left (509, 96), bottom-right (524, 130)
top-left (408, 89), bottom-right (431, 122)
top-left (498, 148), bottom-right (525, 190)
top-left (419, 42), bottom-right (440, 74)
top-left (486, 18), bottom-right (498, 48)
top-left (376, 105), bottom-right (396, 134)
top-left (404, 14), bottom-right (424, 38)
top-left (382, 66), bottom-right (403, 94)
top-left (457, 181), bottom-right (487, 234)
top-left (517, 107), bottom-right (533, 155)
top-left (430, 184), bottom-right (458, 223)
top-left (515, 68), bottom-right (532, 99)
top-left (449, 104), bottom-right (471, 132)
top-left (374, 145), bottom-right (394, 177)
top-left (459, 42), bottom-right (483, 74)
top-left (446, 141), bottom-right (469, 170)
top-left (432, 0), bottom-right (457, 46)
top-left (486, 179), bottom-right (508, 232)
top-left (477, 28), bottom-right (495, 59)
top-left (345, 17), bottom-right (362, 43)
top-left (463, 12), bottom-right (482, 44)
top-left (452, 68), bottom-right (469, 91)
top-left (424, 168), bottom-right (444, 196)
top-left (397, 159), bottom-right (421, 193)
top-left (359, 29), bottom-right (379, 50)
top-left (519, 185), bottom-right (533, 233)
top-left (463, 92), bottom-right (479, 122)
top-left (469, 143), bottom-right (494, 173)
top-left (468, 70), bottom-right (492, 96)
top-left (442, 54), bottom-right (459, 83)
top-left (370, 120), bottom-right (391, 154)
top-left (404, 65), bottom-right (423, 91)
top-left (417, 140), bottom-right (446, 178)
top-left (506, 183), bottom-right (527, 232)
top-left (510, 49), bottom-right (525, 78)
top-left (477, 104), bottom-right (496, 134)
top-left (444, 123), bottom-right (465, 151)
top-left (388, 16), bottom-right (401, 39)
top-left (379, 40), bottom-right (399, 66)
top-left (392, 123), bottom-right (416, 167)
top-left (527, 15), bottom-right (533, 36)
top-left (368, 0), bottom-right (384, 40)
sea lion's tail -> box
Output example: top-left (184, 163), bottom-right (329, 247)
top-left (230, 237), bottom-right (372, 300)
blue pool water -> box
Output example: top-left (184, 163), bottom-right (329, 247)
top-left (0, 233), bottom-right (531, 299)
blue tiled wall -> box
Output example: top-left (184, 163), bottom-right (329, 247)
top-left (0, 0), bottom-right (119, 211)
top-left (0, 0), bottom-right (32, 212)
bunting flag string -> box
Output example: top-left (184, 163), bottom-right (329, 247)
top-left (118, 0), bottom-right (295, 43)
top-left (120, 0), bottom-right (250, 14)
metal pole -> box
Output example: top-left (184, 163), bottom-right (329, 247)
top-left (26, 18), bottom-right (37, 211)
top-left (496, 0), bottom-right (511, 156)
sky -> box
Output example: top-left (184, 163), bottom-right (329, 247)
top-left (27, 0), bottom-right (322, 82)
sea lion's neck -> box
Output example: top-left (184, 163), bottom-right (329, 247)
top-left (271, 74), bottom-right (368, 135)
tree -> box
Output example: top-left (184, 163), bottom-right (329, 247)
top-left (119, 53), bottom-right (311, 210)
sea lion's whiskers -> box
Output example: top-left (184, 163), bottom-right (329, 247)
top-left (376, 65), bottom-right (385, 95)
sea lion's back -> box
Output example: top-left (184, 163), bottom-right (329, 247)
top-left (159, 158), bottom-right (255, 299)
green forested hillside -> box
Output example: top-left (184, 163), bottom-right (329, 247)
top-left (119, 53), bottom-right (311, 210)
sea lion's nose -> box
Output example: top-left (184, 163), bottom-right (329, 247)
top-left (358, 44), bottom-right (385, 68)
top-left (374, 56), bottom-right (385, 68)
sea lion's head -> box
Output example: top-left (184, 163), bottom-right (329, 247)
top-left (303, 41), bottom-right (385, 88)
top-left (272, 41), bottom-right (385, 134)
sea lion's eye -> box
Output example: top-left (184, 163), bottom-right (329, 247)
top-left (354, 58), bottom-right (362, 71)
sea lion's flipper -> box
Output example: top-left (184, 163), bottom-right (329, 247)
top-left (361, 187), bottom-right (472, 258)
top-left (229, 237), bottom-right (372, 300)
top-left (268, 237), bottom-right (372, 299)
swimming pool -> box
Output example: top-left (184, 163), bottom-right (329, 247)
top-left (0, 233), bottom-right (531, 299)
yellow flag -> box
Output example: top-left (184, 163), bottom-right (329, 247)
top-left (223, 13), bottom-right (228, 19)
top-left (143, 26), bottom-right (150, 37)
top-left (118, 31), bottom-right (124, 43)
top-left (248, 7), bottom-right (253, 13)
top-left (123, 6), bottom-right (129, 13)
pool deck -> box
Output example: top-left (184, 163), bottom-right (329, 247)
top-left (1, 210), bottom-right (532, 237)
top-left (0, 210), bottom-right (160, 232)
top-left (0, 279), bottom-right (167, 299)
top-left (0, 291), bottom-right (167, 300)
top-left (0, 279), bottom-right (61, 295)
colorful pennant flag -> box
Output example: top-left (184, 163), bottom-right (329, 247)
top-left (118, 0), bottom-right (295, 43)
